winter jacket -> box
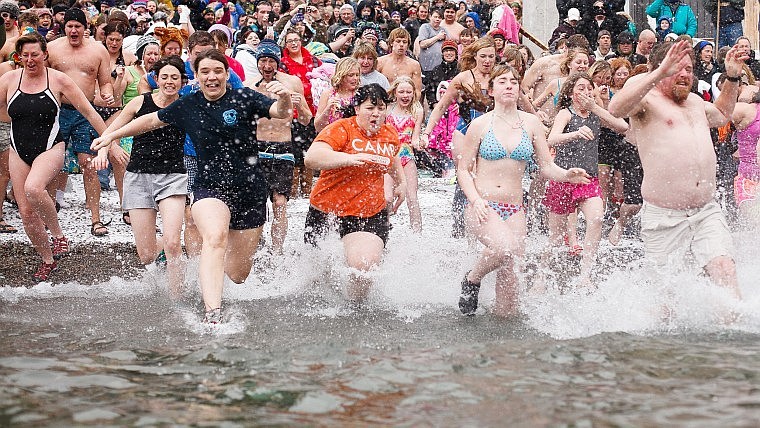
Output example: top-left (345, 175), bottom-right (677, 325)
top-left (646, 0), bottom-right (697, 37)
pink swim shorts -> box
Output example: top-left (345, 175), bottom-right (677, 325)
top-left (542, 177), bottom-right (602, 215)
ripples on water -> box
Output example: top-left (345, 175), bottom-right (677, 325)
top-left (1, 189), bottom-right (760, 426)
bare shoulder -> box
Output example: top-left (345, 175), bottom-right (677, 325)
top-left (280, 72), bottom-right (304, 91)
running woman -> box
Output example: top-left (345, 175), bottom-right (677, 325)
top-left (0, 32), bottom-right (107, 282)
top-left (92, 49), bottom-right (293, 324)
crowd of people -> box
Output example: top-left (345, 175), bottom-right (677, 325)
top-left (0, 0), bottom-right (758, 323)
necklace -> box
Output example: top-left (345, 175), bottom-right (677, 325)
top-left (494, 112), bottom-right (524, 129)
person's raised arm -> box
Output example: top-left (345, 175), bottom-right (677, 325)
top-left (265, 80), bottom-right (294, 119)
top-left (706, 45), bottom-right (748, 128)
top-left (645, 0), bottom-right (665, 18)
top-left (314, 89), bottom-right (335, 132)
top-left (608, 40), bottom-right (692, 118)
top-left (422, 73), bottom-right (461, 136)
top-left (91, 112), bottom-right (166, 151)
top-left (581, 93), bottom-right (628, 133)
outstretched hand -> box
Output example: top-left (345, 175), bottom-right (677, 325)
top-left (565, 167), bottom-right (590, 184)
top-left (723, 44), bottom-right (750, 79)
top-left (657, 40), bottom-right (693, 79)
top-left (91, 134), bottom-right (114, 151)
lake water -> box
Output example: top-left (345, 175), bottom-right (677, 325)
top-left (1, 179), bottom-right (759, 426)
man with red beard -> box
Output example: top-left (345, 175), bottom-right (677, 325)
top-left (608, 41), bottom-right (748, 298)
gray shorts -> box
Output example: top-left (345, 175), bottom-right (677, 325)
top-left (0, 121), bottom-right (10, 152)
top-left (122, 171), bottom-right (188, 211)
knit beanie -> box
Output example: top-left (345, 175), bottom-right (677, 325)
top-left (135, 34), bottom-right (159, 61)
top-left (0, 1), bottom-right (20, 19)
top-left (63, 8), bottom-right (87, 27)
top-left (256, 39), bottom-right (281, 65)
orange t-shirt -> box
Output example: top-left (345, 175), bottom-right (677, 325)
top-left (310, 117), bottom-right (400, 217)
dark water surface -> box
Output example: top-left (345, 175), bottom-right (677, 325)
top-left (2, 289), bottom-right (760, 426)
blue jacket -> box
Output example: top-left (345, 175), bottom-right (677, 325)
top-left (646, 0), bottom-right (697, 37)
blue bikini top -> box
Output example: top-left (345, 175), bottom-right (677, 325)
top-left (478, 114), bottom-right (534, 162)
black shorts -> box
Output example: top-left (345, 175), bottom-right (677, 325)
top-left (191, 187), bottom-right (267, 230)
top-left (598, 127), bottom-right (624, 169)
top-left (292, 119), bottom-right (316, 167)
top-left (258, 141), bottom-right (295, 200)
top-left (619, 142), bottom-right (643, 205)
top-left (304, 206), bottom-right (390, 246)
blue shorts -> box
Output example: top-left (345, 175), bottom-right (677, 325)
top-left (59, 106), bottom-right (98, 155)
top-left (191, 187), bottom-right (267, 230)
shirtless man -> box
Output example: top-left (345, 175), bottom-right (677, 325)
top-left (522, 34), bottom-right (590, 121)
top-left (608, 41), bottom-right (747, 297)
top-left (47, 8), bottom-right (114, 236)
top-left (245, 41), bottom-right (311, 254)
top-left (440, 2), bottom-right (464, 42)
top-left (376, 28), bottom-right (423, 99)
top-left (0, 1), bottom-right (20, 60)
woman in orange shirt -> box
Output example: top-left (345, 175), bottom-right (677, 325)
top-left (304, 84), bottom-right (407, 303)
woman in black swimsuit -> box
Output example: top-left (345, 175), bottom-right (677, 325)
top-left (0, 33), bottom-right (107, 282)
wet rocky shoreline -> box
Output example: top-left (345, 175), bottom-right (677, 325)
top-left (0, 241), bottom-right (143, 287)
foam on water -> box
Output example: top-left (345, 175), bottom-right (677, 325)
top-left (2, 178), bottom-right (759, 340)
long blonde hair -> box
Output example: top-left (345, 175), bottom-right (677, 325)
top-left (388, 76), bottom-right (422, 117)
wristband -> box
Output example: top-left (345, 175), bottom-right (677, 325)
top-left (725, 75), bottom-right (741, 83)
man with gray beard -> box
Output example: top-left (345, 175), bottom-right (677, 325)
top-left (608, 41), bottom-right (747, 297)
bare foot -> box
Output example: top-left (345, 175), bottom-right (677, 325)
top-left (608, 221), bottom-right (622, 246)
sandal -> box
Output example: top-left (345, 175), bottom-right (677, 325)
top-left (91, 221), bottom-right (109, 237)
top-left (569, 245), bottom-right (583, 257)
top-left (0, 221), bottom-right (17, 233)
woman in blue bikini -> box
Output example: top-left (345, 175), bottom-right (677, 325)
top-left (456, 64), bottom-right (590, 317)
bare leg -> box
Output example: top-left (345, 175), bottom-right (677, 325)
top-left (192, 198), bottom-right (231, 311)
top-left (225, 228), bottom-right (263, 283)
top-left (130, 208), bottom-right (160, 265)
top-left (609, 203), bottom-right (641, 245)
top-left (704, 256), bottom-right (741, 299)
top-left (9, 144), bottom-right (65, 263)
top-left (577, 197), bottom-right (604, 286)
top-left (342, 231), bottom-right (384, 302)
top-left (270, 193), bottom-right (288, 254)
top-left (157, 195), bottom-right (187, 295)
top-left (77, 153), bottom-right (104, 228)
top-left (299, 166), bottom-right (314, 197)
top-left (0, 149), bottom-right (10, 223)
top-left (598, 164), bottom-right (612, 210)
top-left (404, 160), bottom-right (422, 233)
top-left (493, 265), bottom-right (520, 317)
top-left (183, 205), bottom-right (202, 258)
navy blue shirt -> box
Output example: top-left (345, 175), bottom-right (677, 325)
top-left (157, 88), bottom-right (276, 192)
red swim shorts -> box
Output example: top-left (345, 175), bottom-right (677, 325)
top-left (542, 177), bottom-right (602, 215)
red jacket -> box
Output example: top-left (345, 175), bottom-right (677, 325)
top-left (280, 47), bottom-right (321, 115)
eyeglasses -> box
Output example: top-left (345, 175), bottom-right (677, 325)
top-left (285, 38), bottom-right (301, 45)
